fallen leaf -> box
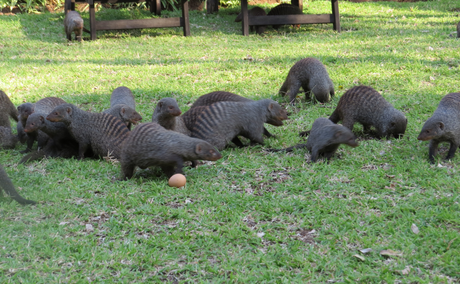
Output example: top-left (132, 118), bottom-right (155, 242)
top-left (411, 223), bottom-right (419, 234)
top-left (359, 248), bottom-right (373, 254)
top-left (86, 224), bottom-right (94, 232)
top-left (380, 249), bottom-right (403, 257)
top-left (353, 254), bottom-right (365, 261)
top-left (59, 222), bottom-right (69, 226)
top-left (257, 232), bottom-right (265, 238)
top-left (395, 266), bottom-right (411, 275)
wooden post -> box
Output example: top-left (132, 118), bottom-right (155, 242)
top-left (291, 0), bottom-right (302, 12)
top-left (182, 0), bottom-right (190, 36)
top-left (241, 0), bottom-right (249, 36)
top-left (207, 0), bottom-right (218, 14)
top-left (331, 0), bottom-right (340, 32)
top-left (151, 0), bottom-right (161, 16)
top-left (89, 0), bottom-right (96, 40)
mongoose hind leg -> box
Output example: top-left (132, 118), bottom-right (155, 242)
top-left (445, 142), bottom-right (459, 161)
top-left (287, 80), bottom-right (302, 104)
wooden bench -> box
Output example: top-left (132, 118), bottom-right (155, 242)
top-left (207, 0), bottom-right (340, 35)
top-left (65, 0), bottom-right (191, 40)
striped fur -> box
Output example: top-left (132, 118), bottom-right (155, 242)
top-left (190, 91), bottom-right (252, 108)
top-left (20, 97), bottom-right (67, 153)
top-left (417, 92), bottom-right (460, 163)
top-left (46, 103), bottom-right (130, 160)
top-left (267, 3), bottom-right (303, 29)
top-left (279, 57), bottom-right (334, 104)
top-left (191, 99), bottom-right (287, 151)
top-left (329, 85), bottom-right (407, 139)
top-left (120, 122), bottom-right (221, 180)
top-left (0, 90), bottom-right (18, 129)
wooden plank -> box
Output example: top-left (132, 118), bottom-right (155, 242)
top-left (182, 0), bottom-right (190, 36)
top-left (331, 0), bottom-right (340, 32)
top-left (89, 0), bottom-right (96, 40)
top-left (95, 18), bottom-right (182, 30)
top-left (248, 14), bottom-right (333, 26)
top-left (242, 0), bottom-right (249, 36)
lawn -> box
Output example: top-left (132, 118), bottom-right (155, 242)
top-left (0, 0), bottom-right (459, 282)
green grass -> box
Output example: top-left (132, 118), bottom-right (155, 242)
top-left (1, 0), bottom-right (460, 282)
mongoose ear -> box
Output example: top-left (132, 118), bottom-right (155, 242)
top-left (268, 103), bottom-right (274, 110)
top-left (439, 122), bottom-right (444, 130)
top-left (66, 107), bottom-right (72, 115)
top-left (195, 144), bottom-right (203, 154)
top-left (334, 130), bottom-right (343, 138)
top-left (39, 115), bottom-right (44, 123)
top-left (121, 107), bottom-right (126, 114)
top-left (158, 102), bottom-right (163, 108)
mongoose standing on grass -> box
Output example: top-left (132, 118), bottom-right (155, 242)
top-left (417, 92), bottom-right (460, 164)
top-left (17, 102), bottom-right (34, 144)
top-left (190, 91), bottom-right (281, 138)
top-left (21, 97), bottom-right (66, 153)
top-left (267, 3), bottom-right (303, 30)
top-left (235, 7), bottom-right (267, 35)
top-left (103, 86), bottom-right (142, 130)
top-left (191, 99), bottom-right (288, 151)
top-left (24, 113), bottom-right (75, 150)
top-left (120, 122), bottom-right (222, 180)
top-left (0, 90), bottom-right (19, 129)
top-left (269, 117), bottom-right (358, 162)
top-left (64, 11), bottom-right (84, 42)
top-left (46, 103), bottom-right (130, 160)
top-left (0, 126), bottom-right (18, 149)
top-left (279, 58), bottom-right (335, 104)
top-left (151, 97), bottom-right (191, 136)
top-left (457, 21), bottom-right (460, 38)
top-left (329, 85), bottom-right (407, 139)
top-left (0, 164), bottom-right (36, 205)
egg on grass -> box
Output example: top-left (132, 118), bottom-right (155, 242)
top-left (168, 174), bottom-right (186, 188)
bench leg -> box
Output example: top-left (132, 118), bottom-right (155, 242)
top-left (182, 0), bottom-right (190, 36)
top-left (151, 0), bottom-right (161, 16)
top-left (241, 0), bottom-right (249, 36)
top-left (291, 0), bottom-right (302, 12)
top-left (332, 0), bottom-right (340, 32)
top-left (89, 2), bottom-right (96, 40)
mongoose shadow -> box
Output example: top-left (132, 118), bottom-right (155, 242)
top-left (279, 58), bottom-right (335, 104)
top-left (269, 117), bottom-right (358, 163)
top-left (417, 92), bottom-right (460, 164)
top-left (235, 7), bottom-right (267, 35)
top-left (120, 122), bottom-right (222, 180)
top-left (0, 164), bottom-right (36, 205)
top-left (329, 85), bottom-right (407, 139)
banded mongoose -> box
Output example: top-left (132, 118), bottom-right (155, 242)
top-left (235, 7), bottom-right (267, 35)
top-left (120, 122), bottom-right (222, 180)
top-left (269, 118), bottom-right (358, 162)
top-left (329, 86), bottom-right (407, 139)
top-left (190, 91), bottom-right (281, 138)
top-left (21, 97), bottom-right (66, 153)
top-left (279, 57), bottom-right (335, 104)
top-left (457, 21), bottom-right (460, 38)
top-left (0, 90), bottom-right (19, 129)
top-left (64, 11), bottom-right (85, 41)
top-left (0, 164), bottom-right (36, 205)
top-left (0, 126), bottom-right (18, 149)
top-left (151, 97), bottom-right (191, 136)
top-left (191, 99), bottom-right (288, 151)
top-left (103, 86), bottom-right (141, 130)
top-left (17, 102), bottom-right (34, 144)
top-left (417, 92), bottom-right (460, 164)
top-left (24, 113), bottom-right (75, 150)
top-left (46, 103), bottom-right (130, 160)
top-left (267, 3), bottom-right (303, 30)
